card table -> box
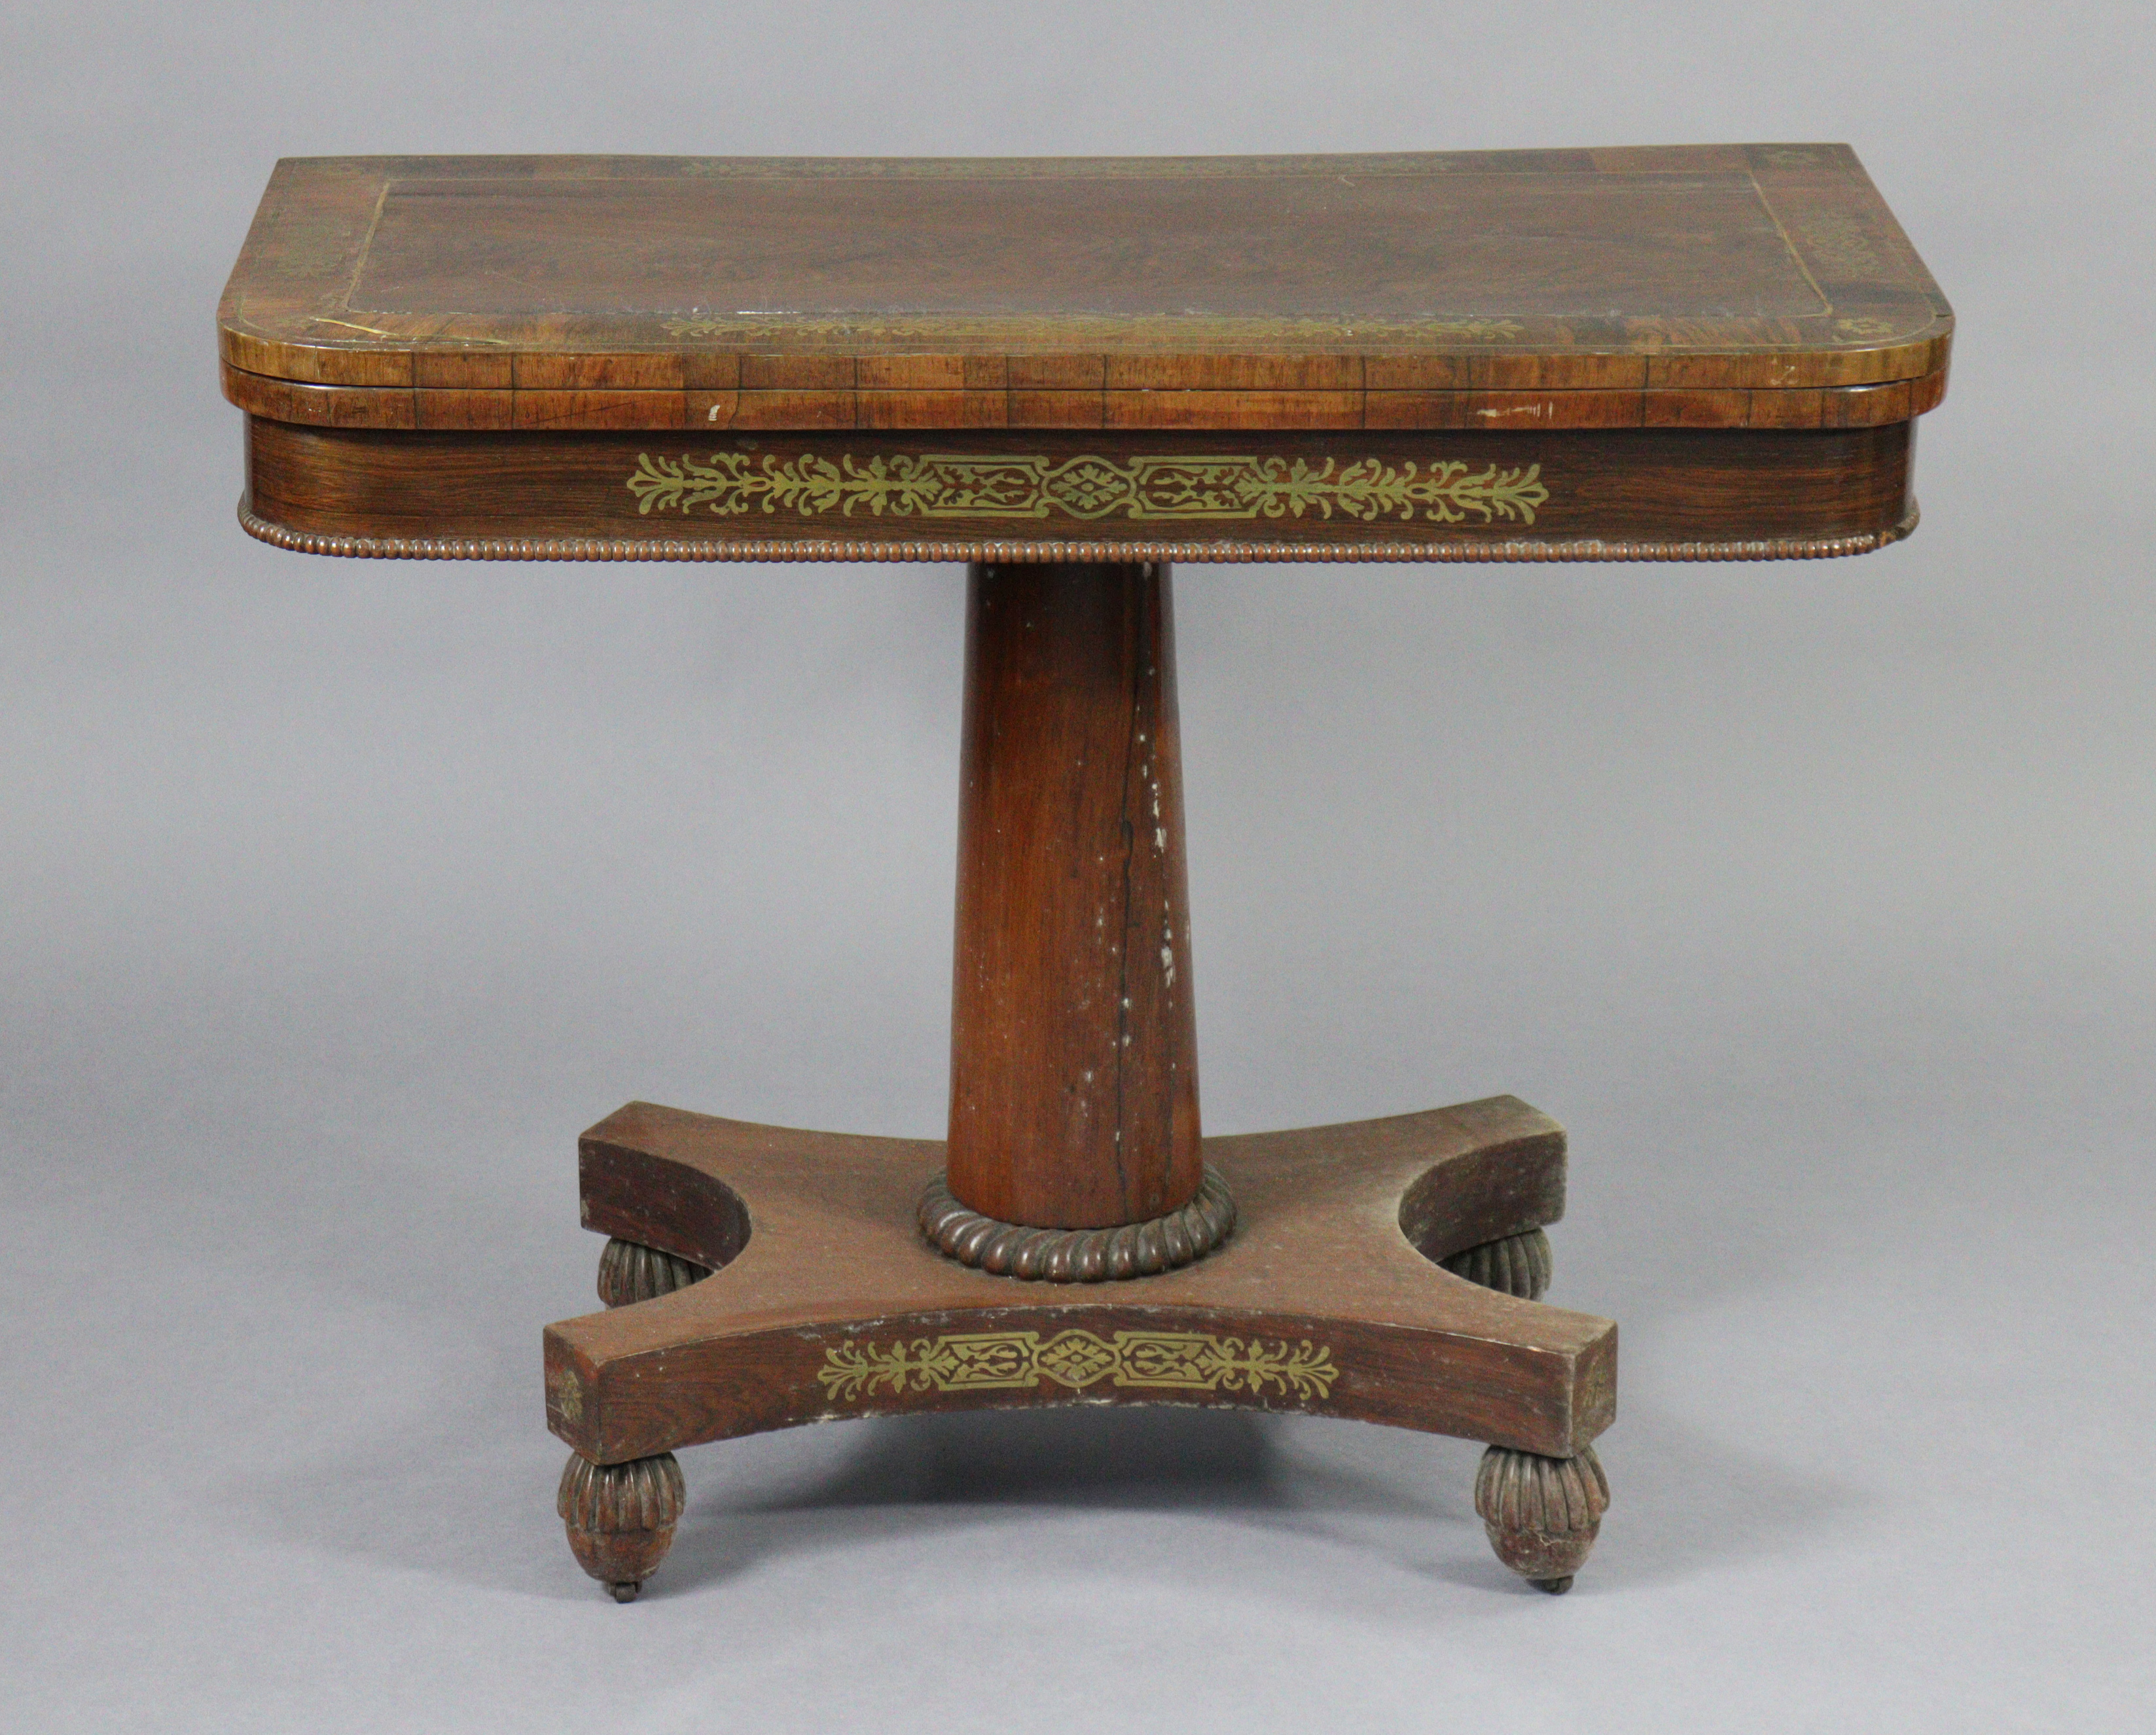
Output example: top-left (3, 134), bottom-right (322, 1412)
top-left (219, 146), bottom-right (1952, 1598)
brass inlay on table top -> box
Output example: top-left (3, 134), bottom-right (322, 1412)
top-left (655, 315), bottom-right (1530, 344)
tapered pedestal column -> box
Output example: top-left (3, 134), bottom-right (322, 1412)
top-left (933, 562), bottom-right (1225, 1274)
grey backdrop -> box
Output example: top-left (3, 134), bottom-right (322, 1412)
top-left (4, 3), bottom-right (2151, 1730)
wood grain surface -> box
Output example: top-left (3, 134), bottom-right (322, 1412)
top-left (946, 563), bottom-right (1201, 1228)
top-left (545, 1095), bottom-right (1615, 1464)
top-left (220, 147), bottom-right (1954, 424)
top-left (221, 355), bottom-right (1945, 433)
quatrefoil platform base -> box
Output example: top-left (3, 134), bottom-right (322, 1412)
top-left (544, 1093), bottom-right (1617, 1598)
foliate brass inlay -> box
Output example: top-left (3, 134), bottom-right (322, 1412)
top-left (816, 1330), bottom-right (1340, 1401)
top-left (628, 452), bottom-right (1549, 526)
top-left (1795, 211), bottom-right (1883, 277)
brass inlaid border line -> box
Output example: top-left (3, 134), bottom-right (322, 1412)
top-left (338, 175), bottom-right (395, 316)
top-left (1749, 167), bottom-right (1835, 321)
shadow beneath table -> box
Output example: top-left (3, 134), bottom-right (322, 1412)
top-left (651, 1393), bottom-right (1867, 1607)
top-left (656, 1404), bottom-right (1295, 1591)
top-left (234, 1378), bottom-right (1864, 1612)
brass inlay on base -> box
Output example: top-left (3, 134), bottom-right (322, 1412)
top-left (818, 1329), bottom-right (1339, 1402)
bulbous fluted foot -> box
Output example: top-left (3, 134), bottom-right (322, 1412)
top-left (1474, 1441), bottom-right (1608, 1592)
top-left (558, 1450), bottom-right (687, 1601)
top-left (1441, 1227), bottom-right (1552, 1299)
top-left (597, 1237), bottom-right (711, 1307)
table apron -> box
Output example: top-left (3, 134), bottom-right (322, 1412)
top-left (242, 420), bottom-right (1916, 561)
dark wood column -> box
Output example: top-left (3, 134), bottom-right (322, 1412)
top-left (945, 562), bottom-right (1202, 1229)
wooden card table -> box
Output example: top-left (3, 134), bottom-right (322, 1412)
top-left (220, 147), bottom-right (1952, 1600)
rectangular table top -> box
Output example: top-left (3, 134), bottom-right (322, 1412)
top-left (219, 147), bottom-right (1951, 435)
